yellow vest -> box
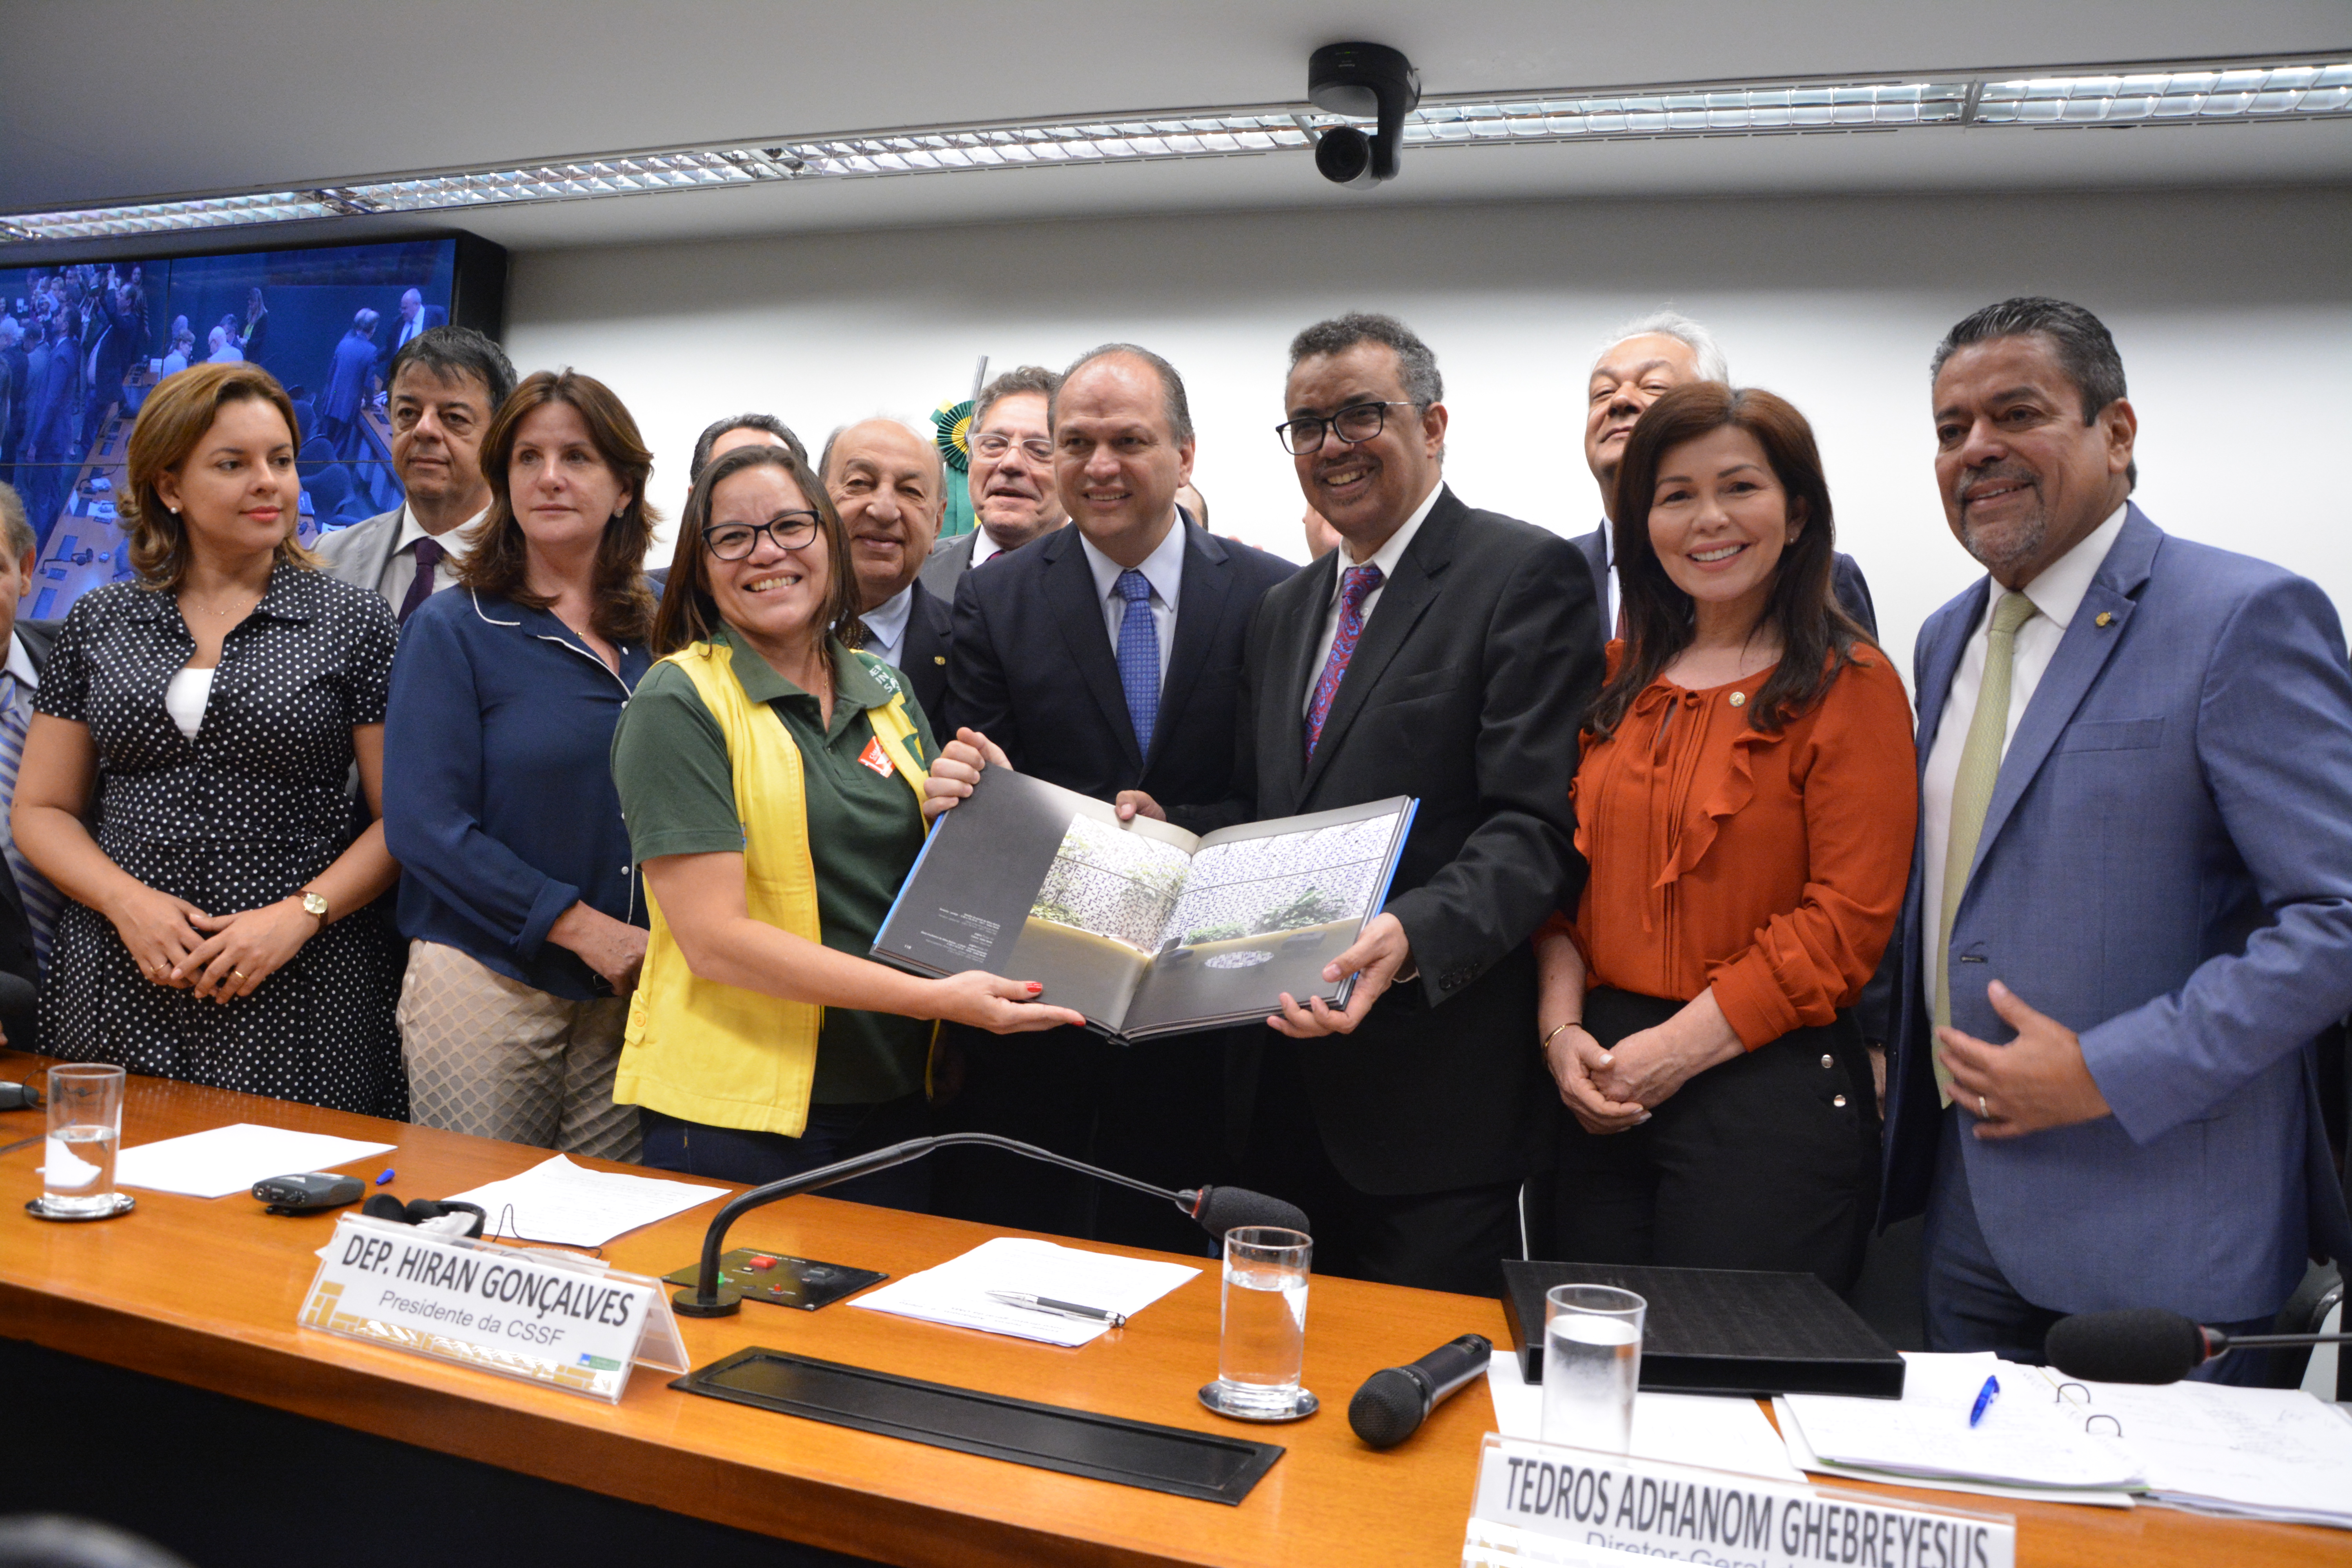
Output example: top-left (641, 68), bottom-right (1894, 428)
top-left (613, 640), bottom-right (928, 1138)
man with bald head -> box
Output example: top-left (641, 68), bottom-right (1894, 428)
top-left (820, 418), bottom-right (952, 722)
top-left (1578, 311), bottom-right (1876, 644)
top-left (935, 343), bottom-right (1295, 1250)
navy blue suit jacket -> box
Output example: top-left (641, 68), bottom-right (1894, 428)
top-left (942, 513), bottom-right (1295, 807)
top-left (1882, 506), bottom-right (2352, 1319)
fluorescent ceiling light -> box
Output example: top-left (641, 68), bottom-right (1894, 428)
top-left (4, 56), bottom-right (2345, 245)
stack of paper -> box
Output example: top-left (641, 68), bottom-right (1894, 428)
top-left (850, 1236), bottom-right (1198, 1346)
top-left (2029, 1372), bottom-right (2352, 1529)
top-left (1776, 1352), bottom-right (2144, 1507)
top-left (1483, 1348), bottom-right (1806, 1481)
top-left (439, 1155), bottom-right (726, 1247)
top-left (112, 1123), bottom-right (394, 1199)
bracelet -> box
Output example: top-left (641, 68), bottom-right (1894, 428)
top-left (1539, 1020), bottom-right (1581, 1050)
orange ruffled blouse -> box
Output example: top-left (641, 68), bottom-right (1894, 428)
top-left (1563, 645), bottom-right (1918, 1051)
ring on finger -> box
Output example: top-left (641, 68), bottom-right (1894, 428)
top-left (1978, 1093), bottom-right (1989, 1118)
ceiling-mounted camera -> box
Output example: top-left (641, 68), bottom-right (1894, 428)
top-left (1308, 42), bottom-right (1420, 189)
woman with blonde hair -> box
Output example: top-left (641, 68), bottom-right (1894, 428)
top-left (13, 361), bottom-right (405, 1113)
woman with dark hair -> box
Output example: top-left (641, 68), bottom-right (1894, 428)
top-left (383, 369), bottom-right (655, 1157)
top-left (608, 442), bottom-right (1078, 1198)
top-left (1536, 382), bottom-right (1916, 1290)
top-left (12, 361), bottom-right (405, 1114)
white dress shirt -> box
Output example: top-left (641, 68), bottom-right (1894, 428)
top-left (1078, 514), bottom-right (1185, 693)
top-left (3, 632), bottom-right (37, 693)
top-left (1919, 503), bottom-right (2129, 1012)
top-left (1302, 481), bottom-right (1443, 716)
top-left (969, 529), bottom-right (1005, 569)
top-left (1593, 517), bottom-right (1620, 635)
top-left (860, 583), bottom-right (916, 671)
top-left (381, 504), bottom-right (487, 608)
top-left (0, 631), bottom-right (39, 874)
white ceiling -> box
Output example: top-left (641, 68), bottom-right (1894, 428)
top-left (4, 0), bottom-right (2348, 258)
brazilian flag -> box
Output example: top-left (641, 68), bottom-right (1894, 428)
top-left (933, 399), bottom-right (976, 539)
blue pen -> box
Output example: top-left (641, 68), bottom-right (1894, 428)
top-left (1967, 1374), bottom-right (2000, 1428)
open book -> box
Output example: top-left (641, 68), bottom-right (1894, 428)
top-left (872, 767), bottom-right (1416, 1043)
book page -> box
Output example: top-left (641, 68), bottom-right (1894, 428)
top-left (1120, 800), bottom-right (1411, 1037)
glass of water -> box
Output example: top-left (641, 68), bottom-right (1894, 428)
top-left (38, 1063), bottom-right (127, 1220)
top-left (1542, 1283), bottom-right (1646, 1452)
top-left (1199, 1226), bottom-right (1317, 1421)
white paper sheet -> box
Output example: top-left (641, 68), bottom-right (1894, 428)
top-left (2029, 1371), bottom-right (2352, 1528)
top-left (1782, 1352), bottom-right (2145, 1491)
top-left (109, 1123), bottom-right (394, 1199)
top-left (1773, 1396), bottom-right (2140, 1509)
top-left (439, 1154), bottom-right (727, 1247)
top-left (850, 1236), bottom-right (1200, 1346)
top-left (1482, 1353), bottom-right (1808, 1482)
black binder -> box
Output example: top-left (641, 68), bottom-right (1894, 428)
top-left (1501, 1261), bottom-right (1906, 1399)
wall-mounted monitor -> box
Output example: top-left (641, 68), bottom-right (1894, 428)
top-left (2, 232), bottom-right (505, 622)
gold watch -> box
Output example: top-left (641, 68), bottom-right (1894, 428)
top-left (299, 891), bottom-right (330, 922)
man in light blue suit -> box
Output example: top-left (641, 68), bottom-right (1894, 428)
top-left (1882, 297), bottom-right (2352, 1383)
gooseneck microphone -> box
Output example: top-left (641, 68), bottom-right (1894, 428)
top-left (2045, 1308), bottom-right (2352, 1384)
top-left (1349, 1334), bottom-right (1493, 1448)
top-left (672, 1132), bottom-right (1308, 1317)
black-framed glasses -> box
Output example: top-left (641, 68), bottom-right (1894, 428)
top-left (971, 432), bottom-right (1054, 463)
top-left (704, 512), bottom-right (820, 560)
top-left (1274, 400), bottom-right (1420, 456)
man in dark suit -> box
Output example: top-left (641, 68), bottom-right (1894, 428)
top-left (1125, 314), bottom-right (1600, 1295)
top-left (819, 418), bottom-right (953, 723)
top-left (377, 289), bottom-right (448, 380)
top-left (1577, 312), bottom-right (1877, 641)
top-left (935, 343), bottom-right (1296, 1249)
top-left (0, 483), bottom-right (62, 1045)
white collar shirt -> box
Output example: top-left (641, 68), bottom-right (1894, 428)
top-left (969, 528), bottom-right (1005, 568)
top-left (4, 630), bottom-right (38, 694)
top-left (1594, 516), bottom-right (1619, 636)
top-left (380, 503), bottom-right (486, 609)
top-left (1919, 502), bottom-right (2129, 1016)
top-left (1079, 514), bottom-right (1187, 693)
top-left (1303, 481), bottom-right (1443, 715)
top-left (860, 583), bottom-right (917, 671)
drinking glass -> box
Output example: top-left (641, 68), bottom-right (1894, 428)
top-left (1198, 1226), bottom-right (1317, 1421)
top-left (1541, 1283), bottom-right (1645, 1452)
top-left (38, 1064), bottom-right (127, 1220)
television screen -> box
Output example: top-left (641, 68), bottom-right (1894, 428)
top-left (1, 236), bottom-right (470, 623)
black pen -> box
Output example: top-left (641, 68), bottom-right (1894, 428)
top-left (985, 1289), bottom-right (1127, 1328)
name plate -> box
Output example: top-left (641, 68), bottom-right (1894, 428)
top-left (298, 1213), bottom-right (687, 1403)
top-left (1466, 1435), bottom-right (2015, 1568)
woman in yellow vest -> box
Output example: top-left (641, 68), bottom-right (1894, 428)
top-left (609, 443), bottom-right (1081, 1201)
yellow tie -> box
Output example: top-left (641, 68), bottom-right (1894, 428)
top-left (1933, 590), bottom-right (2038, 1106)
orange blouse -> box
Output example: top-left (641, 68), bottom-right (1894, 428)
top-left (1561, 645), bottom-right (1918, 1050)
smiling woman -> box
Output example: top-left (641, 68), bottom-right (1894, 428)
top-left (606, 442), bottom-right (1080, 1199)
top-left (9, 361), bottom-right (408, 1115)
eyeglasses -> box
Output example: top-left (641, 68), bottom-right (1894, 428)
top-left (1274, 400), bottom-right (1421, 456)
top-left (971, 432), bottom-right (1054, 463)
top-left (704, 512), bottom-right (820, 559)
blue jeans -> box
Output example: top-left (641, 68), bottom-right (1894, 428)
top-left (638, 1094), bottom-right (931, 1213)
top-left (1923, 1108), bottom-right (2277, 1386)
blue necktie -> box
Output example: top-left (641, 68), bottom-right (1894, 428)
top-left (0, 671), bottom-right (64, 971)
top-left (1113, 569), bottom-right (1159, 758)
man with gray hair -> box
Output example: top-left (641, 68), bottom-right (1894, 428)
top-left (1577, 310), bottom-right (1875, 645)
top-left (932, 341), bottom-right (1294, 1251)
top-left (920, 365), bottom-right (1068, 599)
top-left (820, 415), bottom-right (953, 720)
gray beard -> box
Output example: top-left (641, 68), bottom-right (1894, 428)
top-left (1958, 507), bottom-right (2049, 578)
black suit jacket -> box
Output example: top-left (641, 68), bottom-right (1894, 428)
top-left (897, 577), bottom-right (953, 727)
top-left (1571, 523), bottom-right (1878, 643)
top-left (944, 514), bottom-right (1296, 806)
top-left (1175, 489), bottom-right (1602, 1195)
top-left (1, 619), bottom-right (61, 1016)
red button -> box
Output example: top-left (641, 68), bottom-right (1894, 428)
top-left (746, 1254), bottom-right (777, 1270)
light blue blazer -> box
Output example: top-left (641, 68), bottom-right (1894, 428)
top-left (1882, 506), bottom-right (2352, 1320)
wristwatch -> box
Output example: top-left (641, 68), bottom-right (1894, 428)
top-left (299, 891), bottom-right (330, 922)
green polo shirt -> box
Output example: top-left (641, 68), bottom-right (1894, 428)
top-left (611, 624), bottom-right (936, 1105)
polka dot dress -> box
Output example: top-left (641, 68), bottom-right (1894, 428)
top-left (34, 563), bottom-right (407, 1117)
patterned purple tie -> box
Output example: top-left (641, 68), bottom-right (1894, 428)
top-left (1303, 564), bottom-right (1382, 759)
top-left (399, 535), bottom-right (443, 625)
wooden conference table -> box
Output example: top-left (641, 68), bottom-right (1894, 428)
top-left (0, 1051), bottom-right (2340, 1568)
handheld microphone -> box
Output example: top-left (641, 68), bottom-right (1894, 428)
top-left (1348, 1333), bottom-right (1492, 1448)
top-left (2044, 1308), bottom-right (2352, 1384)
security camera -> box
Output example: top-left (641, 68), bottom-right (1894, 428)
top-left (1308, 42), bottom-right (1420, 189)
